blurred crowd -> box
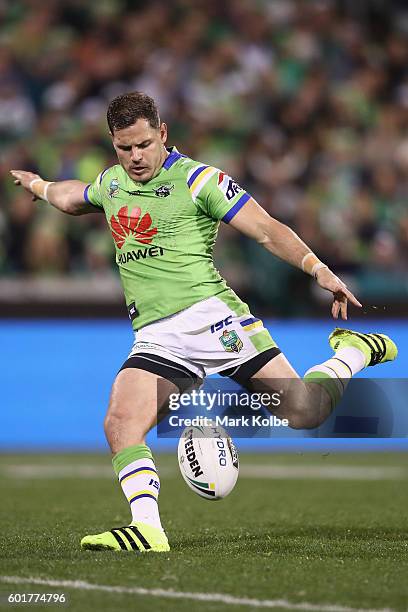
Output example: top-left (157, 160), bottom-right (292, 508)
top-left (1, 0), bottom-right (408, 314)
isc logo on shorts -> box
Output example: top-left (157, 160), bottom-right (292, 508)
top-left (210, 315), bottom-right (232, 334)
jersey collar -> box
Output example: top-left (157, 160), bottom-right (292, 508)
top-left (162, 146), bottom-right (184, 170)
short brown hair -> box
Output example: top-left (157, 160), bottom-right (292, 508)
top-left (107, 92), bottom-right (160, 133)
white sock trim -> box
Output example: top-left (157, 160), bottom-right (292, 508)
top-left (334, 347), bottom-right (366, 376)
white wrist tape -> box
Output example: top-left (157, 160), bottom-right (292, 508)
top-left (301, 252), bottom-right (315, 272)
top-left (43, 181), bottom-right (55, 203)
top-left (29, 178), bottom-right (43, 190)
top-left (28, 178), bottom-right (54, 202)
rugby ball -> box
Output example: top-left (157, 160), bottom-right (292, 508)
top-left (177, 424), bottom-right (239, 500)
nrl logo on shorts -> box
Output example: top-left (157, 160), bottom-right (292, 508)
top-left (154, 183), bottom-right (174, 198)
top-left (108, 178), bottom-right (119, 198)
top-left (219, 329), bottom-right (243, 353)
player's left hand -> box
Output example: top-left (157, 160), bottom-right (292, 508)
top-left (10, 169), bottom-right (41, 200)
top-left (315, 267), bottom-right (362, 320)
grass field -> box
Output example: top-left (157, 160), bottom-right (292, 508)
top-left (1, 452), bottom-right (407, 612)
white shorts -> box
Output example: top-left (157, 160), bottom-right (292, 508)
top-left (127, 296), bottom-right (278, 380)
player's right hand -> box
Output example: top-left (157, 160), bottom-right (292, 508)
top-left (315, 266), bottom-right (362, 320)
top-left (10, 170), bottom-right (41, 200)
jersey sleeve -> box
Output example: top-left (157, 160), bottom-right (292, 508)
top-left (191, 165), bottom-right (251, 222)
top-left (83, 168), bottom-right (110, 210)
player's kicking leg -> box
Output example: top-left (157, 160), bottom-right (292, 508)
top-left (81, 367), bottom-right (180, 553)
top-left (249, 328), bottom-right (397, 429)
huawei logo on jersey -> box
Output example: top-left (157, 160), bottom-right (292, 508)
top-left (110, 206), bottom-right (158, 249)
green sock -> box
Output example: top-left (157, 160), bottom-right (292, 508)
top-left (112, 443), bottom-right (153, 475)
top-left (303, 355), bottom-right (354, 410)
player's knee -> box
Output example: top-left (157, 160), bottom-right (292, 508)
top-left (278, 390), bottom-right (325, 430)
top-left (104, 412), bottom-right (116, 440)
top-left (285, 402), bottom-right (323, 430)
top-left (104, 412), bottom-right (145, 451)
top-left (104, 402), bottom-right (150, 447)
top-left (104, 406), bottom-right (128, 436)
top-left (103, 411), bottom-right (113, 435)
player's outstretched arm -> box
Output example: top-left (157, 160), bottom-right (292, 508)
top-left (10, 170), bottom-right (101, 216)
top-left (228, 197), bottom-right (362, 320)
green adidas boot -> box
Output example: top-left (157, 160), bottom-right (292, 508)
top-left (329, 328), bottom-right (397, 367)
top-left (81, 522), bottom-right (170, 552)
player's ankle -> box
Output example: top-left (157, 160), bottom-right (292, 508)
top-left (131, 516), bottom-right (163, 530)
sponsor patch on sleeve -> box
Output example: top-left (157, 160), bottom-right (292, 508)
top-left (217, 172), bottom-right (243, 202)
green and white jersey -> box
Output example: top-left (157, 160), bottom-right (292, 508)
top-left (84, 147), bottom-right (252, 330)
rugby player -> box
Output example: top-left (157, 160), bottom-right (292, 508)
top-left (11, 92), bottom-right (397, 553)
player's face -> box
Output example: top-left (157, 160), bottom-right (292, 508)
top-left (110, 119), bottom-right (168, 183)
